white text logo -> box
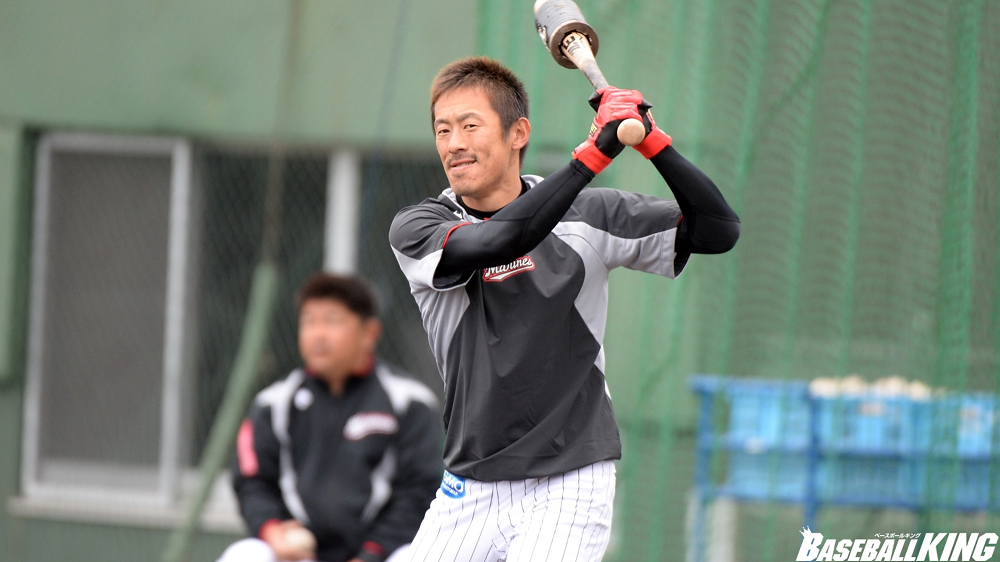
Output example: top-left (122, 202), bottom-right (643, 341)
top-left (797, 528), bottom-right (998, 562)
top-left (483, 256), bottom-right (535, 282)
top-left (343, 412), bottom-right (398, 440)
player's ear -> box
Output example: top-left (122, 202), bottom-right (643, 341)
top-left (362, 317), bottom-right (382, 351)
top-left (509, 117), bottom-right (530, 151)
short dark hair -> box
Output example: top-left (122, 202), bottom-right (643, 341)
top-left (430, 56), bottom-right (530, 165)
top-left (296, 272), bottom-right (378, 319)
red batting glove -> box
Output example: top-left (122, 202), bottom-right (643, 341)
top-left (572, 87), bottom-right (644, 174)
top-left (633, 101), bottom-right (672, 159)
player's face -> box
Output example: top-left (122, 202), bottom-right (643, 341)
top-left (298, 299), bottom-right (379, 379)
top-left (433, 86), bottom-right (526, 199)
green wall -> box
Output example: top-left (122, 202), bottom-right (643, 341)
top-left (0, 119), bottom-right (27, 558)
top-left (0, 0), bottom-right (476, 145)
top-left (2, 392), bottom-right (238, 562)
top-left (0, 123), bottom-right (29, 388)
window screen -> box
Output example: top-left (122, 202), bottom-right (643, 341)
top-left (24, 133), bottom-right (191, 501)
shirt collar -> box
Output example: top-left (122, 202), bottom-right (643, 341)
top-left (456, 177), bottom-right (530, 220)
top-left (303, 354), bottom-right (377, 384)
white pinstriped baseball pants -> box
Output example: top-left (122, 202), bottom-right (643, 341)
top-left (407, 460), bottom-right (616, 562)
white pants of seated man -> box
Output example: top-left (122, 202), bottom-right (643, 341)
top-left (408, 460), bottom-right (615, 562)
top-left (217, 539), bottom-right (411, 562)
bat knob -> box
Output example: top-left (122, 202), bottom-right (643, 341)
top-left (617, 119), bottom-right (646, 146)
top-left (534, 0), bottom-right (600, 69)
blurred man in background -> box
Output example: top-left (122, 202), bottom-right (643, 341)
top-left (218, 273), bottom-right (442, 562)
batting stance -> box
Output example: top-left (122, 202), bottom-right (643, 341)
top-left (218, 274), bottom-right (443, 562)
top-left (389, 57), bottom-right (740, 561)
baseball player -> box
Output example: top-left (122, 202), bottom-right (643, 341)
top-left (217, 273), bottom-right (443, 562)
top-left (388, 57), bottom-right (740, 561)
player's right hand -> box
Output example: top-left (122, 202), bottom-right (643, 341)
top-left (261, 519), bottom-right (317, 561)
top-left (571, 87), bottom-right (643, 174)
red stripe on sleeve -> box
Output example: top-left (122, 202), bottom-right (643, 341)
top-left (442, 222), bottom-right (471, 247)
top-left (237, 419), bottom-right (259, 477)
top-left (362, 541), bottom-right (387, 556)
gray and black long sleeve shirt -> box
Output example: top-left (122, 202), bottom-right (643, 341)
top-left (388, 146), bottom-right (740, 483)
top-left (231, 362), bottom-right (443, 562)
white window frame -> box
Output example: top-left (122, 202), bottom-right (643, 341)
top-left (21, 131), bottom-right (194, 508)
top-left (324, 148), bottom-right (362, 274)
top-left (16, 136), bottom-right (362, 531)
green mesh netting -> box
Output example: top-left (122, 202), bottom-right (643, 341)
top-left (478, 0), bottom-right (1000, 560)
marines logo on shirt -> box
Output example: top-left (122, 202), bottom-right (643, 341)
top-left (483, 256), bottom-right (535, 282)
top-left (343, 412), bottom-right (399, 440)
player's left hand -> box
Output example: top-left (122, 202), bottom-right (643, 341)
top-left (261, 520), bottom-right (316, 561)
top-left (631, 98), bottom-right (672, 158)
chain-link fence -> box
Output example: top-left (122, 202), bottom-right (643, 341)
top-left (191, 146), bottom-right (448, 464)
top-left (480, 0), bottom-right (1000, 560)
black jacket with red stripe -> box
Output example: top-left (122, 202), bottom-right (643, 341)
top-left (231, 362), bottom-right (443, 562)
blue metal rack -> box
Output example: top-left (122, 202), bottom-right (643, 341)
top-left (689, 375), bottom-right (999, 562)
